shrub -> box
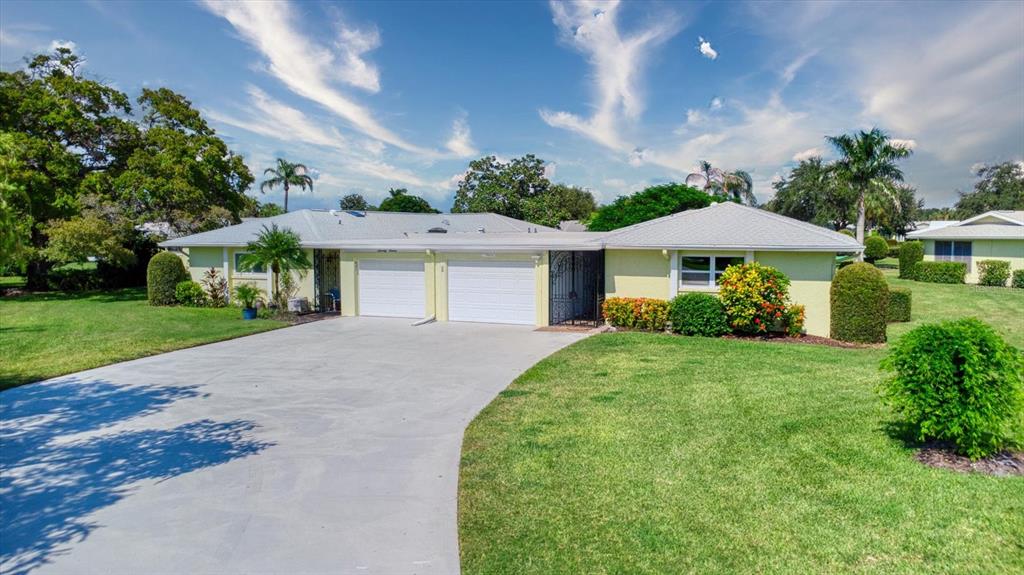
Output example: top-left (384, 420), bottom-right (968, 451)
top-left (147, 251), bottom-right (190, 305)
top-left (977, 260), bottom-right (1011, 287)
top-left (175, 280), bottom-right (207, 307)
top-left (863, 235), bottom-right (890, 264)
top-left (898, 241), bottom-right (924, 279)
top-left (718, 262), bottom-right (791, 334)
top-left (602, 297), bottom-right (670, 331)
top-left (1013, 269), bottom-right (1024, 289)
top-left (880, 318), bottom-right (1024, 459)
top-left (830, 262), bottom-right (889, 343)
top-left (233, 282), bottom-right (263, 309)
top-left (911, 261), bottom-right (966, 284)
top-left (887, 287), bottom-right (911, 322)
top-left (45, 267), bottom-right (102, 292)
top-left (202, 267), bottom-right (228, 307)
top-left (669, 293), bottom-right (729, 337)
top-left (783, 304), bottom-right (805, 337)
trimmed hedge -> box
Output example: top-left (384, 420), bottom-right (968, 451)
top-left (175, 280), bottom-right (207, 307)
top-left (1013, 269), bottom-right (1024, 289)
top-left (602, 297), bottom-right (670, 331)
top-left (669, 293), bottom-right (730, 337)
top-left (147, 251), bottom-right (190, 305)
top-left (898, 241), bottom-right (923, 279)
top-left (911, 261), bottom-right (966, 284)
top-left (887, 287), bottom-right (912, 322)
top-left (863, 235), bottom-right (890, 264)
top-left (977, 260), bottom-right (1011, 287)
top-left (880, 318), bottom-right (1024, 459)
top-left (830, 262), bottom-right (889, 343)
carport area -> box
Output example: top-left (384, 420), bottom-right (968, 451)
top-left (0, 318), bottom-right (586, 575)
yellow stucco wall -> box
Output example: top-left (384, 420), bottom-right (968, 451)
top-left (754, 251), bottom-right (835, 337)
top-left (604, 249), bottom-right (670, 299)
top-left (183, 246), bottom-right (314, 303)
top-left (922, 239), bottom-right (1024, 284)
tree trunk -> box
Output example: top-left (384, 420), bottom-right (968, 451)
top-left (284, 183), bottom-right (289, 213)
top-left (856, 192), bottom-right (867, 261)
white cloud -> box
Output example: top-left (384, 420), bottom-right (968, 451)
top-left (698, 36), bottom-right (717, 60)
top-left (48, 39), bottom-right (76, 52)
top-left (544, 161), bottom-right (557, 180)
top-left (334, 24), bottom-right (381, 93)
top-left (709, 97), bottom-right (722, 110)
top-left (890, 138), bottom-right (917, 151)
top-left (540, 0), bottom-right (680, 152)
top-left (445, 115), bottom-right (478, 158)
top-left (792, 147), bottom-right (824, 162)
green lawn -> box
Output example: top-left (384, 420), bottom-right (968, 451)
top-left (459, 274), bottom-right (1024, 574)
top-left (1, 276), bottom-right (26, 288)
top-left (0, 288), bottom-right (286, 390)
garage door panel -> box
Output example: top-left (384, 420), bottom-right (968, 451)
top-left (448, 260), bottom-right (535, 325)
top-left (358, 259), bottom-right (425, 318)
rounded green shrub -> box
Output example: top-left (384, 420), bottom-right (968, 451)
top-left (147, 251), bottom-right (189, 306)
top-left (977, 260), bottom-right (1011, 287)
top-left (880, 318), bottom-right (1024, 459)
top-left (175, 280), bottom-right (207, 307)
top-left (887, 287), bottom-right (911, 322)
top-left (718, 262), bottom-right (791, 334)
top-left (898, 241), bottom-right (923, 279)
top-left (669, 293), bottom-right (730, 337)
top-left (830, 262), bottom-right (889, 343)
top-left (1013, 269), bottom-right (1024, 289)
top-left (863, 235), bottom-right (890, 264)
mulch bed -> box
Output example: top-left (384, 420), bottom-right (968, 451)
top-left (288, 311), bottom-right (341, 325)
top-left (915, 444), bottom-right (1024, 476)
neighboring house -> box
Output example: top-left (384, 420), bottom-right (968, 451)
top-left (896, 220), bottom-right (960, 241)
top-left (558, 220), bottom-right (588, 232)
top-left (161, 203), bottom-right (860, 336)
top-left (906, 210), bottom-right (1024, 283)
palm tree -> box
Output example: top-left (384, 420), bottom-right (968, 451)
top-left (260, 158), bottom-right (314, 212)
top-left (685, 160), bottom-right (757, 205)
top-left (238, 224), bottom-right (312, 307)
top-left (826, 128), bottom-right (912, 244)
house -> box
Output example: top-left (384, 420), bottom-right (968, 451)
top-left (160, 202), bottom-right (861, 336)
top-left (906, 210), bottom-right (1024, 283)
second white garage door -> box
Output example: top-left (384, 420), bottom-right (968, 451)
top-left (358, 259), bottom-right (425, 318)
top-left (448, 260), bottom-right (536, 325)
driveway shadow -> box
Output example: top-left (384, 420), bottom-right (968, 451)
top-left (0, 378), bottom-right (272, 575)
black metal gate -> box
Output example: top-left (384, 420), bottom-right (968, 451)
top-left (549, 250), bottom-right (604, 326)
top-left (313, 249), bottom-right (341, 312)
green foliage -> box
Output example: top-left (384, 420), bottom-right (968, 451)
top-left (175, 280), bottom-right (207, 307)
top-left (41, 213), bottom-right (136, 268)
top-left (1013, 269), bottom-right (1024, 289)
top-left (201, 267), bottom-right (228, 307)
top-left (867, 184), bottom-right (922, 238)
top-left (784, 304), bottom-right (806, 337)
top-left (377, 188), bottom-right (439, 213)
top-left (830, 262), bottom-right (889, 343)
top-left (46, 267), bottom-right (101, 292)
top-left (838, 229), bottom-right (855, 237)
top-left (718, 262), bottom-right (791, 334)
top-left (954, 162), bottom-right (1024, 218)
top-left (259, 157), bottom-right (312, 212)
top-left (0, 133), bottom-right (32, 270)
top-left (233, 282), bottom-right (262, 309)
top-left (339, 193), bottom-right (373, 211)
top-left (887, 287), bottom-right (912, 322)
top-left (863, 235), bottom-right (890, 264)
top-left (977, 260), bottom-right (1011, 287)
top-left (245, 202), bottom-right (285, 218)
top-left (898, 241), bottom-right (923, 278)
top-left (239, 224), bottom-right (311, 307)
top-left (764, 157), bottom-right (858, 231)
top-left (588, 183), bottom-right (714, 231)
top-left (521, 183), bottom-right (596, 228)
top-left (881, 318), bottom-right (1024, 459)
top-left (668, 293), bottom-right (730, 337)
top-left (601, 297), bottom-right (670, 331)
top-left (686, 160), bottom-right (757, 206)
top-left (147, 251), bottom-right (189, 305)
top-left (912, 261), bottom-right (966, 284)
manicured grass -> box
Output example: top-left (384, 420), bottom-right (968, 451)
top-left (0, 288), bottom-right (286, 389)
top-left (0, 276), bottom-right (26, 288)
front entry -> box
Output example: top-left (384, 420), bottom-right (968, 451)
top-left (549, 250), bottom-right (604, 326)
top-left (313, 249), bottom-right (341, 312)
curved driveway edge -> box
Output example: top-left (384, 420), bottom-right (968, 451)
top-left (1, 317), bottom-right (586, 575)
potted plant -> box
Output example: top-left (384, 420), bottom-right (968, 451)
top-left (233, 283), bottom-right (263, 320)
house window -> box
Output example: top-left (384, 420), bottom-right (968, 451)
top-left (680, 255), bottom-right (746, 288)
top-left (234, 252), bottom-right (265, 274)
top-left (935, 240), bottom-right (972, 270)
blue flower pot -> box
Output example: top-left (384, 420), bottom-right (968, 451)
top-left (242, 307), bottom-right (257, 320)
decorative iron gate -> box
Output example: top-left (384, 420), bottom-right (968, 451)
top-left (549, 250), bottom-right (604, 326)
top-left (313, 249), bottom-right (341, 312)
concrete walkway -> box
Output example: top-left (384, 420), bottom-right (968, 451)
top-left (0, 317), bottom-right (586, 575)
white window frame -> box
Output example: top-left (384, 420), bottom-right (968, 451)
top-left (233, 251), bottom-right (266, 275)
top-left (676, 253), bottom-right (749, 292)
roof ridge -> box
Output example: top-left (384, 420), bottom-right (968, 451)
top-left (602, 201), bottom-right (721, 239)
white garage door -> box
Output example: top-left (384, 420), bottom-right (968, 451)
top-left (358, 259), bottom-right (425, 318)
top-left (448, 260), bottom-right (536, 325)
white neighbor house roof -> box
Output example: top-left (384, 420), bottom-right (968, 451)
top-left (161, 203), bottom-right (861, 253)
top-left (906, 210), bottom-right (1024, 241)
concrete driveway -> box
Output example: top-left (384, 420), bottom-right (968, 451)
top-left (0, 317), bottom-right (585, 575)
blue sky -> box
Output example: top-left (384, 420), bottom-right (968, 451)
top-left (2, 1), bottom-right (1022, 212)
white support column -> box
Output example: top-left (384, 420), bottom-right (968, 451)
top-left (668, 249), bottom-right (679, 299)
top-left (222, 247), bottom-right (230, 303)
top-left (745, 250), bottom-right (755, 263)
top-left (266, 266), bottom-right (274, 300)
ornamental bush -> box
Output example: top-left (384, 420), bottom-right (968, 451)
top-left (601, 297), bottom-right (670, 331)
top-left (175, 280), bottom-right (207, 307)
top-left (718, 262), bottom-right (791, 334)
top-left (669, 293), bottom-right (730, 337)
top-left (898, 241), bottom-right (924, 279)
top-left (880, 318), bottom-right (1024, 459)
top-left (863, 235), bottom-right (890, 264)
top-left (977, 260), bottom-right (1011, 287)
top-left (830, 262), bottom-right (889, 343)
top-left (147, 251), bottom-right (189, 306)
top-left (1013, 269), bottom-right (1024, 289)
top-left (783, 304), bottom-right (805, 337)
top-left (911, 261), bottom-right (966, 284)
top-left (887, 287), bottom-right (912, 322)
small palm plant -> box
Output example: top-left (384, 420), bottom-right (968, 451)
top-left (233, 282), bottom-right (263, 319)
top-left (260, 158), bottom-right (314, 212)
top-left (237, 224), bottom-right (311, 307)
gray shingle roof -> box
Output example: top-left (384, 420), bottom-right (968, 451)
top-left (907, 210), bottom-right (1024, 240)
top-left (600, 202), bottom-right (863, 251)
